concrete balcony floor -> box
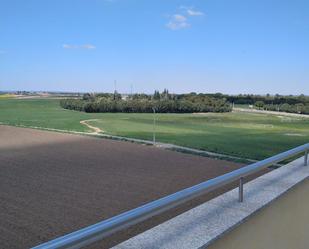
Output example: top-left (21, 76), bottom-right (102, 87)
top-left (208, 178), bottom-right (309, 249)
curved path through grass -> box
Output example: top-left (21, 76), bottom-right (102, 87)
top-left (80, 119), bottom-right (103, 134)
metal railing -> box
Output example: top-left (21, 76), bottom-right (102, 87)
top-left (32, 143), bottom-right (309, 249)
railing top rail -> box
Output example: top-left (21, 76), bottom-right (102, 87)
top-left (32, 143), bottom-right (309, 249)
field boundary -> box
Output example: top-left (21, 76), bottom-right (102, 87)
top-left (0, 122), bottom-right (256, 164)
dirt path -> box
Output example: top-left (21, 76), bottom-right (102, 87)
top-left (80, 119), bottom-right (103, 134)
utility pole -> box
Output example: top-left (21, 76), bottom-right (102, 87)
top-left (114, 80), bottom-right (117, 100)
top-left (152, 107), bottom-right (156, 145)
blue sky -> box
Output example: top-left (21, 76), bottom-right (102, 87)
top-left (0, 0), bottom-right (308, 94)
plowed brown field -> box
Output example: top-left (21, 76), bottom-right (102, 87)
top-left (0, 125), bottom-right (244, 248)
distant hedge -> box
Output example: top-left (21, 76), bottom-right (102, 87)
top-left (60, 91), bottom-right (232, 113)
top-left (254, 102), bottom-right (309, 114)
top-left (198, 93), bottom-right (309, 115)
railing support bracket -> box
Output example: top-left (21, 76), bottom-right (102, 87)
top-left (239, 177), bottom-right (244, 202)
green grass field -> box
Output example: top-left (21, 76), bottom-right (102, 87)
top-left (0, 94), bottom-right (16, 99)
top-left (0, 98), bottom-right (308, 160)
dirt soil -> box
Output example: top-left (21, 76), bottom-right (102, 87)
top-left (0, 125), bottom-right (249, 249)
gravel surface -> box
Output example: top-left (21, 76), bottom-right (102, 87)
top-left (0, 125), bottom-right (244, 249)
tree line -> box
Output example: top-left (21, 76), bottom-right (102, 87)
top-left (60, 90), bottom-right (232, 113)
top-left (215, 93), bottom-right (308, 105)
top-left (205, 93), bottom-right (309, 115)
top-left (254, 101), bottom-right (309, 114)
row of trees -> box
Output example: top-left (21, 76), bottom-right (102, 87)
top-left (222, 93), bottom-right (309, 105)
top-left (155, 92), bottom-right (309, 105)
top-left (60, 90), bottom-right (232, 113)
top-left (204, 92), bottom-right (309, 115)
top-left (60, 91), bottom-right (309, 114)
top-left (254, 101), bottom-right (309, 114)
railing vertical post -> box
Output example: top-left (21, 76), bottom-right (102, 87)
top-left (305, 150), bottom-right (308, 166)
top-left (239, 177), bottom-right (244, 202)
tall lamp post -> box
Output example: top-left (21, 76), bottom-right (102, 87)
top-left (152, 107), bottom-right (156, 145)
